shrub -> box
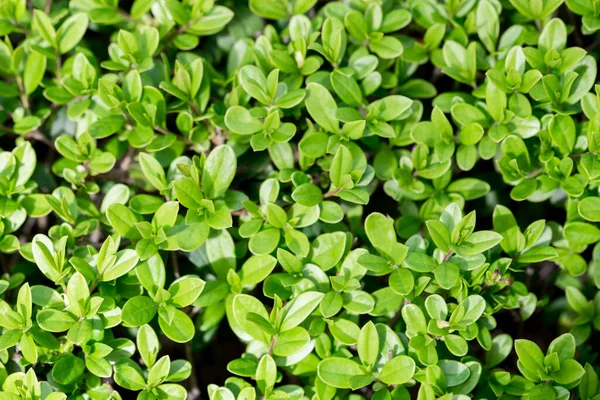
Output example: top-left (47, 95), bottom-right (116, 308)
top-left (1, 0), bottom-right (600, 399)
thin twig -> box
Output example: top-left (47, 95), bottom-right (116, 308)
top-left (443, 249), bottom-right (453, 262)
top-left (171, 251), bottom-right (180, 279)
top-left (568, 10), bottom-right (584, 48)
top-left (55, 50), bottom-right (62, 79)
top-left (16, 77), bottom-right (30, 113)
top-left (324, 188), bottom-right (342, 198)
top-left (184, 342), bottom-right (201, 400)
top-left (268, 335), bottom-right (277, 355)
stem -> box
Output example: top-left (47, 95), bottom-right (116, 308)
top-left (387, 300), bottom-right (407, 328)
top-left (117, 9), bottom-right (134, 22)
top-left (27, 130), bottom-right (54, 148)
top-left (154, 126), bottom-right (169, 135)
top-left (154, 126), bottom-right (193, 145)
top-left (171, 251), bottom-right (180, 279)
top-left (188, 100), bottom-right (202, 117)
top-left (159, 20), bottom-right (195, 53)
top-left (120, 146), bottom-right (135, 171)
top-left (44, 0), bottom-right (52, 13)
top-left (55, 50), bottom-right (62, 79)
top-left (89, 275), bottom-right (101, 293)
top-left (324, 187), bottom-right (342, 198)
top-left (184, 342), bottom-right (201, 400)
top-left (16, 77), bottom-right (30, 114)
top-left (268, 335), bottom-right (277, 355)
top-left (568, 10), bottom-right (584, 47)
top-left (13, 21), bottom-right (30, 34)
top-left (443, 249), bottom-right (453, 262)
top-left (587, 39), bottom-right (600, 52)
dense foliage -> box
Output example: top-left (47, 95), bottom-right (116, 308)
top-left (1, 0), bottom-right (600, 398)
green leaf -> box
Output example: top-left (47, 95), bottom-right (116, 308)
top-left (402, 304), bottom-right (427, 334)
top-left (515, 339), bottom-right (545, 377)
top-left (369, 36), bottom-right (404, 59)
top-left (36, 309), bottom-right (77, 332)
top-left (486, 333), bottom-right (513, 368)
top-left (139, 152), bottom-right (168, 191)
top-left (33, 10), bottom-right (57, 47)
top-left (168, 276), bottom-right (205, 307)
top-left (357, 321), bottom-right (379, 367)
top-left (404, 252), bottom-right (437, 273)
top-left (331, 69), bottom-right (363, 107)
top-left (249, 0), bottom-right (287, 20)
top-left (256, 354), bottom-right (277, 393)
top-left (369, 95), bottom-right (412, 121)
top-left (57, 13), bottom-right (88, 54)
top-left (438, 360), bottom-right (470, 387)
top-left (107, 204), bottom-right (141, 239)
top-left (280, 291), bottom-right (324, 332)
top-left (174, 178), bottom-right (203, 209)
top-left (426, 220), bottom-right (451, 253)
top-left (309, 232), bottom-right (346, 271)
top-left (380, 355), bottom-right (415, 385)
top-left (101, 249), bottom-right (139, 281)
top-left (240, 255), bottom-right (277, 286)
top-left (457, 231), bottom-right (503, 256)
top-left (158, 309), bottom-right (195, 343)
top-left (52, 355), bottom-right (85, 385)
top-left (232, 294), bottom-right (271, 343)
top-left (447, 178), bottom-right (491, 200)
top-left (548, 333), bottom-right (575, 362)
top-left (578, 197), bottom-right (600, 222)
top-left (305, 83), bottom-right (339, 134)
top-left (434, 262), bottom-right (460, 289)
top-left (292, 183), bottom-right (323, 207)
top-left (564, 222), bottom-right (600, 247)
top-left (273, 326), bottom-right (310, 357)
top-left (24, 51), bottom-right (46, 95)
top-left (317, 357), bottom-right (372, 389)
top-left (137, 324), bottom-right (159, 367)
top-left (517, 246), bottom-right (558, 264)
top-left (225, 106), bottom-right (263, 135)
top-left (114, 361), bottom-right (147, 391)
top-left (551, 359), bottom-right (585, 385)
top-left (67, 272), bottom-right (89, 318)
top-left (122, 296), bottom-right (158, 326)
top-left (330, 144), bottom-right (353, 189)
top-left (549, 114), bottom-right (576, 155)
top-left (0, 329), bottom-right (22, 351)
top-left (202, 145), bottom-right (237, 199)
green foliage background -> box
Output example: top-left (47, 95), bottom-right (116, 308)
top-left (1, 0), bottom-right (600, 398)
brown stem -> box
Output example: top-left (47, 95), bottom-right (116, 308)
top-left (568, 10), bottom-right (584, 48)
top-left (184, 342), bottom-right (201, 400)
top-left (89, 275), bottom-right (101, 293)
top-left (443, 249), bottom-right (453, 262)
top-left (16, 77), bottom-right (30, 113)
top-left (154, 126), bottom-right (193, 145)
top-left (268, 335), bottom-right (277, 355)
top-left (188, 100), bottom-right (202, 117)
top-left (13, 21), bottom-right (30, 34)
top-left (121, 147), bottom-right (135, 170)
top-left (27, 130), bottom-right (54, 148)
top-left (324, 187), bottom-right (342, 198)
top-left (55, 50), bottom-right (62, 79)
top-left (154, 126), bottom-right (170, 135)
top-left (171, 251), bottom-right (180, 279)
